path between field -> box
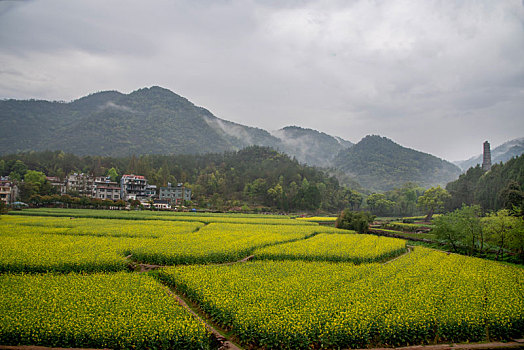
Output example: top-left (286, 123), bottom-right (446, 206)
top-left (383, 246), bottom-right (413, 264)
top-left (163, 286), bottom-right (243, 350)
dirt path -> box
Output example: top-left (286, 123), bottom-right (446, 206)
top-left (163, 286), bottom-right (243, 350)
top-left (383, 246), bottom-right (413, 264)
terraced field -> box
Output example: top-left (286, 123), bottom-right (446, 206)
top-left (0, 209), bottom-right (522, 349)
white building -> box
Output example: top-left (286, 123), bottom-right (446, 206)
top-left (159, 183), bottom-right (191, 205)
top-left (120, 174), bottom-right (148, 201)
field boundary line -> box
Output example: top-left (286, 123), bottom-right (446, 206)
top-left (383, 246), bottom-right (412, 264)
top-left (162, 285), bottom-right (243, 350)
top-left (354, 339), bottom-right (524, 350)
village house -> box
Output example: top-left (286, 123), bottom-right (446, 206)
top-left (46, 176), bottom-right (66, 195)
top-left (120, 174), bottom-right (148, 201)
top-left (0, 179), bottom-right (18, 205)
top-left (65, 173), bottom-right (95, 197)
top-left (93, 178), bottom-right (121, 200)
top-left (159, 182), bottom-right (192, 205)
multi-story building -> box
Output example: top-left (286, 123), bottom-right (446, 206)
top-left (159, 183), bottom-right (191, 205)
top-left (0, 180), bottom-right (18, 205)
top-left (120, 174), bottom-right (148, 201)
top-left (46, 176), bottom-right (66, 195)
top-left (145, 184), bottom-right (157, 197)
top-left (93, 181), bottom-right (121, 201)
top-left (65, 173), bottom-right (95, 197)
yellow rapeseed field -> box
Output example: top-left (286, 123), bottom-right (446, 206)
top-left (0, 272), bottom-right (212, 349)
top-left (254, 233), bottom-right (407, 263)
top-left (159, 247), bottom-right (524, 349)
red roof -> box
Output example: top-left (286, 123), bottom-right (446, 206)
top-left (122, 174), bottom-right (145, 179)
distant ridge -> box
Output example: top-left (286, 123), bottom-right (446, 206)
top-left (333, 135), bottom-right (461, 191)
top-left (0, 86), bottom-right (352, 167)
top-left (1, 86), bottom-right (462, 190)
top-left (455, 137), bottom-right (524, 171)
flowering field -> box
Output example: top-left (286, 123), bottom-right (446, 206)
top-left (1, 211), bottom-right (523, 349)
top-left (158, 247), bottom-right (524, 349)
top-left (10, 207), bottom-right (316, 225)
top-left (254, 233), bottom-right (407, 263)
top-left (0, 272), bottom-right (212, 349)
top-left (0, 216), bottom-right (341, 270)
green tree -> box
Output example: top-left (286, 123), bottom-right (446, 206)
top-left (433, 205), bottom-right (483, 254)
top-left (18, 182), bottom-right (38, 203)
top-left (0, 201), bottom-right (7, 215)
top-left (498, 180), bottom-right (524, 212)
top-left (11, 160), bottom-right (28, 179)
top-left (335, 210), bottom-right (375, 233)
top-left (267, 184), bottom-right (284, 208)
top-left (417, 186), bottom-right (451, 221)
top-left (484, 210), bottom-right (519, 261)
top-left (24, 170), bottom-right (47, 189)
top-left (0, 160), bottom-right (6, 176)
top-left (107, 167), bottom-right (119, 182)
top-left (366, 193), bottom-right (396, 216)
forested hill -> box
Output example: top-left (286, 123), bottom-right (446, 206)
top-left (0, 87), bottom-right (278, 156)
top-left (333, 135), bottom-right (462, 192)
top-left (446, 154), bottom-right (524, 212)
top-left (0, 86), bottom-right (352, 167)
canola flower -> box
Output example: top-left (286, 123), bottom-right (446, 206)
top-left (0, 272), bottom-right (212, 349)
top-left (295, 216), bottom-right (337, 222)
top-left (0, 216), bottom-right (203, 273)
top-left (0, 216), bottom-right (337, 271)
top-left (128, 222), bottom-right (341, 265)
top-left (10, 208), bottom-right (316, 225)
top-left (254, 233), bottom-right (407, 263)
top-left (158, 247), bottom-right (524, 349)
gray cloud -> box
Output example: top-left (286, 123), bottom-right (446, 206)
top-left (0, 0), bottom-right (523, 161)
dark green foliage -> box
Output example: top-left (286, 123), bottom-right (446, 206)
top-left (0, 87), bottom-right (280, 157)
top-left (333, 135), bottom-right (461, 191)
top-left (0, 87), bottom-right (355, 170)
top-left (0, 147), bottom-right (361, 212)
top-left (446, 155), bottom-right (524, 212)
top-left (335, 209), bottom-right (375, 233)
top-left (0, 202), bottom-right (7, 215)
top-left (446, 165), bottom-right (485, 210)
top-left (433, 205), bottom-right (524, 263)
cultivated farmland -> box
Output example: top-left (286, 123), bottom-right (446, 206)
top-left (0, 209), bottom-right (522, 349)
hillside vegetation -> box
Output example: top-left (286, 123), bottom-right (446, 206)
top-left (333, 135), bottom-right (461, 191)
top-left (0, 87), bottom-right (352, 168)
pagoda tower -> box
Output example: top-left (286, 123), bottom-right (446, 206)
top-left (482, 141), bottom-right (491, 171)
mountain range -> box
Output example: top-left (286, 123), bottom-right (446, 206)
top-left (0, 86), bottom-right (353, 166)
top-left (454, 138), bottom-right (524, 171)
top-left (0, 86), bottom-right (476, 191)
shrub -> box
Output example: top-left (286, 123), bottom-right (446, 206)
top-left (335, 210), bottom-right (375, 233)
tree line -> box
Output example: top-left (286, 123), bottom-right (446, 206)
top-left (0, 147), bottom-right (362, 212)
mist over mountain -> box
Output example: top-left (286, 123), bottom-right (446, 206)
top-left (0, 87), bottom-right (352, 167)
top-left (2, 86), bottom-right (464, 191)
top-left (455, 137), bottom-right (524, 171)
top-left (270, 126), bottom-right (353, 167)
top-left (333, 135), bottom-right (462, 192)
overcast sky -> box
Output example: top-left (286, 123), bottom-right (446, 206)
top-left (1, 0), bottom-right (523, 161)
